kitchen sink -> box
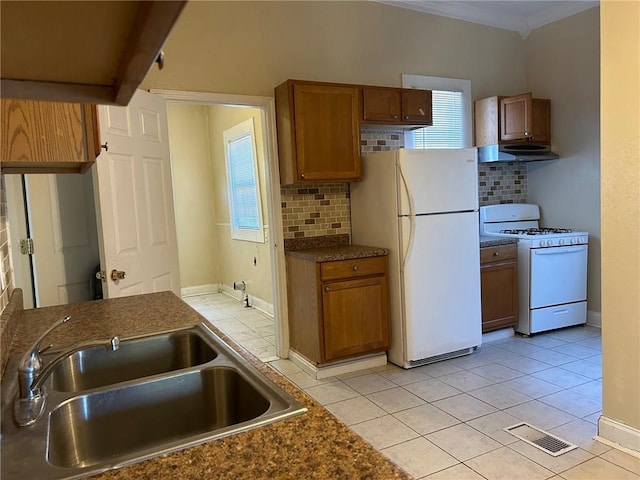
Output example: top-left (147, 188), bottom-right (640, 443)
top-left (48, 367), bottom-right (271, 468)
top-left (49, 330), bottom-right (217, 392)
top-left (1, 324), bottom-right (307, 480)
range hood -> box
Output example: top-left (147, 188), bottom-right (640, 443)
top-left (478, 144), bottom-right (559, 163)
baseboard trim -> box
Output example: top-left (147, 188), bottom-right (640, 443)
top-left (482, 327), bottom-right (515, 344)
top-left (587, 310), bottom-right (602, 328)
top-left (220, 284), bottom-right (274, 317)
top-left (597, 415), bottom-right (640, 455)
top-left (181, 284), bottom-right (219, 297)
top-left (289, 349), bottom-right (388, 380)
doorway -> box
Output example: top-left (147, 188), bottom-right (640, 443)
top-left (164, 98), bottom-right (283, 362)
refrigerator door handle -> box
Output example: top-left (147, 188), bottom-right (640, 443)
top-left (398, 163), bottom-right (415, 271)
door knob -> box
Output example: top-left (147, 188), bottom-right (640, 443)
top-left (110, 269), bottom-right (126, 281)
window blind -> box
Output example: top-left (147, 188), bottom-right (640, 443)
top-left (228, 133), bottom-right (260, 230)
top-left (413, 90), bottom-right (464, 148)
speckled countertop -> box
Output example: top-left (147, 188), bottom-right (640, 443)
top-left (2, 292), bottom-right (410, 480)
top-left (480, 235), bottom-right (518, 248)
top-left (285, 244), bottom-right (388, 262)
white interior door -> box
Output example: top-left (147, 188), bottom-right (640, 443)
top-left (27, 173), bottom-right (100, 307)
top-left (94, 89), bottom-right (180, 298)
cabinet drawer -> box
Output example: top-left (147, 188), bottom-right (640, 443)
top-left (480, 244), bottom-right (517, 264)
top-left (320, 256), bottom-right (386, 281)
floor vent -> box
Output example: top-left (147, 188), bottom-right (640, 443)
top-left (504, 422), bottom-right (577, 457)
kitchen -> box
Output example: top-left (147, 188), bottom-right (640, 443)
top-left (1, 1), bottom-right (639, 479)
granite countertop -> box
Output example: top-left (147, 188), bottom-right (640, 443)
top-left (480, 235), bottom-right (518, 248)
top-left (2, 291), bottom-right (409, 480)
top-left (285, 244), bottom-right (388, 262)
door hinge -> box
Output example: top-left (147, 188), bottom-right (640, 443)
top-left (20, 238), bottom-right (34, 255)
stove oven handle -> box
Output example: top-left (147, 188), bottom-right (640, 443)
top-left (397, 163), bottom-right (415, 272)
top-left (534, 246), bottom-right (587, 255)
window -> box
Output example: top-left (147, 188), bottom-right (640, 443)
top-left (223, 118), bottom-right (264, 243)
top-left (401, 74), bottom-right (472, 149)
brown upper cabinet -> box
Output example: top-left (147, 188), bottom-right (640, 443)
top-left (275, 80), bottom-right (362, 185)
top-left (475, 92), bottom-right (551, 147)
top-left (362, 87), bottom-right (432, 126)
top-left (0, 1), bottom-right (186, 106)
top-left (1, 99), bottom-right (100, 174)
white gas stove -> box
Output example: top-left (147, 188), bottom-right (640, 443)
top-left (480, 204), bottom-right (588, 335)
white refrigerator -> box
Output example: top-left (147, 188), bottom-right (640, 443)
top-left (351, 148), bottom-right (482, 368)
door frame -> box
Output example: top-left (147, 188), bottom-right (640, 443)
top-left (150, 89), bottom-right (289, 358)
top-left (4, 175), bottom-right (35, 309)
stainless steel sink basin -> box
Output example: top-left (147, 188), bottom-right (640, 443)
top-left (1, 323), bottom-right (306, 480)
top-left (48, 367), bottom-right (272, 468)
top-left (49, 330), bottom-right (217, 392)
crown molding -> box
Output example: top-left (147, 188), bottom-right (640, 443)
top-left (376, 1), bottom-right (598, 38)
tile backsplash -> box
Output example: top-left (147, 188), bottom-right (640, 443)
top-left (0, 174), bottom-right (14, 313)
top-left (478, 163), bottom-right (528, 206)
top-left (280, 184), bottom-right (351, 240)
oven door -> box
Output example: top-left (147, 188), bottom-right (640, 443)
top-left (529, 245), bottom-right (588, 309)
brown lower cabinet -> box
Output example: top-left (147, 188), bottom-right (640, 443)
top-left (480, 243), bottom-right (518, 333)
top-left (286, 254), bottom-right (390, 364)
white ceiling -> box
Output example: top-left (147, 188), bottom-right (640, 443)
top-left (377, 1), bottom-right (599, 38)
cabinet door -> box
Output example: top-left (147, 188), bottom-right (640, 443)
top-left (322, 276), bottom-right (390, 362)
top-left (1, 99), bottom-right (98, 173)
top-left (500, 92), bottom-right (533, 141)
top-left (292, 83), bottom-right (361, 182)
top-left (480, 261), bottom-right (518, 333)
top-left (401, 89), bottom-right (432, 125)
top-left (362, 87), bottom-right (401, 122)
top-left (530, 98), bottom-right (551, 143)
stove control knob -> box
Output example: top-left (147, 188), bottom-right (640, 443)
top-left (581, 236), bottom-right (588, 243)
top-left (546, 239), bottom-right (554, 247)
top-left (570, 237), bottom-right (578, 245)
top-left (559, 239), bottom-right (565, 246)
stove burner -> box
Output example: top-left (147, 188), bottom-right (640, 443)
top-left (500, 227), bottom-right (573, 235)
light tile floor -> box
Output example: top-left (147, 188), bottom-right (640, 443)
top-left (186, 294), bottom-right (640, 480)
top-left (183, 292), bottom-right (278, 362)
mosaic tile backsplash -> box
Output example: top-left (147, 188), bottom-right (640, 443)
top-left (0, 175), bottom-right (14, 314)
top-left (281, 184), bottom-right (351, 239)
top-left (478, 163), bottom-right (528, 206)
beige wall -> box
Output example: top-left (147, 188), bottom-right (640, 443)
top-left (600, 1), bottom-right (640, 434)
top-left (524, 8), bottom-right (601, 314)
top-left (168, 103), bottom-right (273, 306)
top-left (167, 103), bottom-right (220, 289)
top-left (142, 1), bottom-right (526, 99)
top-left (208, 105), bottom-right (273, 305)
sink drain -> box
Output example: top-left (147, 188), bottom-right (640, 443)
top-left (504, 422), bottom-right (577, 456)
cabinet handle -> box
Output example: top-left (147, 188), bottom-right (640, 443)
top-left (493, 252), bottom-right (500, 256)
top-left (352, 265), bottom-right (358, 271)
top-left (300, 173), bottom-right (305, 179)
top-left (393, 114), bottom-right (398, 119)
top-left (404, 115), bottom-right (410, 120)
top-left (325, 286), bottom-right (330, 292)
top-left (524, 131), bottom-right (531, 136)
top-left (101, 142), bottom-right (109, 152)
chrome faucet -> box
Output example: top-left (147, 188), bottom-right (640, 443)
top-left (14, 315), bottom-right (120, 427)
